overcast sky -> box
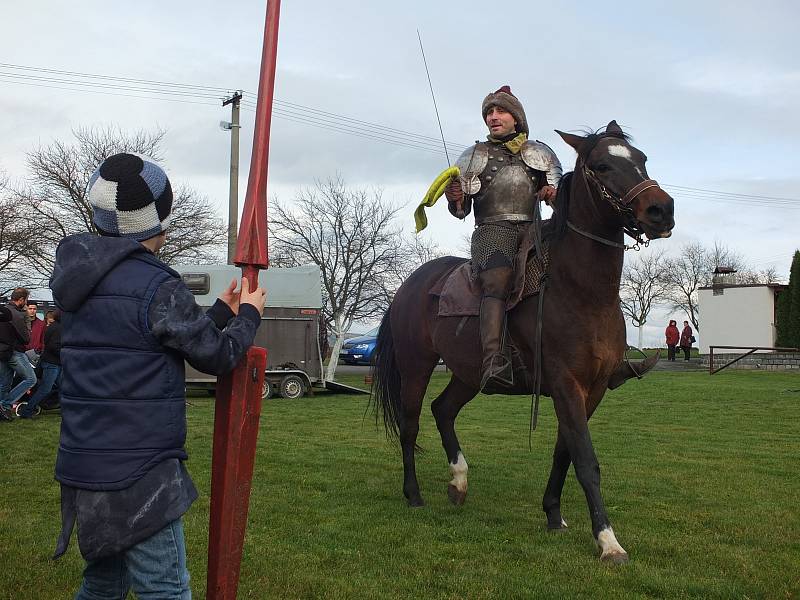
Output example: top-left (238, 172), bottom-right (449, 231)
top-left (2, 0), bottom-right (798, 344)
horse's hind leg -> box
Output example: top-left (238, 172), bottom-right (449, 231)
top-left (431, 376), bottom-right (478, 506)
top-left (398, 363), bottom-right (437, 507)
top-left (542, 427), bottom-right (571, 530)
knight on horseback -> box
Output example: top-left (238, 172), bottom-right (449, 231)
top-left (443, 86), bottom-right (562, 390)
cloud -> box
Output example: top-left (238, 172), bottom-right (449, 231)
top-left (675, 58), bottom-right (800, 103)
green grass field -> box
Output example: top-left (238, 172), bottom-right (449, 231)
top-left (1, 371), bottom-right (798, 599)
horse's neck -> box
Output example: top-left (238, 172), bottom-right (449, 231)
top-left (549, 178), bottom-right (625, 304)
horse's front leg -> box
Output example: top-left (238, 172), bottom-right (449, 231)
top-left (552, 380), bottom-right (628, 564)
top-left (542, 385), bottom-right (608, 532)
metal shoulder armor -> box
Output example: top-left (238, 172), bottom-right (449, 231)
top-left (455, 143), bottom-right (489, 195)
top-left (521, 140), bottom-right (562, 187)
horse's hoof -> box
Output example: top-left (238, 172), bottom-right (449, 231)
top-left (600, 551), bottom-right (629, 565)
top-left (547, 520), bottom-right (568, 533)
top-left (447, 483), bottom-right (467, 506)
top-left (406, 495), bottom-right (425, 508)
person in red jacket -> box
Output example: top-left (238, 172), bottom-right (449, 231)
top-left (24, 301), bottom-right (46, 359)
top-left (665, 320), bottom-right (680, 361)
top-left (680, 321), bottom-right (694, 361)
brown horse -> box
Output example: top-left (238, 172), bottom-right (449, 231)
top-left (370, 121), bottom-right (675, 563)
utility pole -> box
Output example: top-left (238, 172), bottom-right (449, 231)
top-left (222, 91), bottom-right (243, 264)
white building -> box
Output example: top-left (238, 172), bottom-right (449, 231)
top-left (696, 283), bottom-right (786, 354)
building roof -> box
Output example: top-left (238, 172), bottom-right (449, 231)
top-left (699, 283), bottom-right (787, 291)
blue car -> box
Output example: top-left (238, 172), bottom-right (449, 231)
top-left (339, 326), bottom-right (379, 365)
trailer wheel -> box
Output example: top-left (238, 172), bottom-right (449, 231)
top-left (262, 380), bottom-right (273, 400)
top-left (279, 375), bottom-right (305, 399)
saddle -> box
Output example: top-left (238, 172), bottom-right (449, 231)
top-left (431, 223), bottom-right (550, 317)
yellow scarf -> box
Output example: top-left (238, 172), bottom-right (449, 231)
top-left (487, 132), bottom-right (527, 154)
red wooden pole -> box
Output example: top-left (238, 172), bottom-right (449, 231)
top-left (207, 1), bottom-right (280, 598)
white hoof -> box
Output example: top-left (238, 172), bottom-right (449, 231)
top-left (597, 527), bottom-right (629, 564)
top-left (448, 452), bottom-right (468, 494)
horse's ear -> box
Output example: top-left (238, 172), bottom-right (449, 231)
top-left (555, 130), bottom-right (584, 152)
top-left (606, 120), bottom-right (623, 134)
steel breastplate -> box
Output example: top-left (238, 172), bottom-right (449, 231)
top-left (472, 145), bottom-right (539, 224)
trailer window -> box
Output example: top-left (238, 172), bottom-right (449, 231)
top-left (182, 273), bottom-right (211, 295)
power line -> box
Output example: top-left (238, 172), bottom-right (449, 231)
top-left (0, 64), bottom-right (460, 155)
top-left (0, 62), bottom-right (232, 94)
top-left (243, 96), bottom-right (468, 151)
top-left (265, 109), bottom-right (451, 156)
top-left (662, 186), bottom-right (800, 208)
top-left (241, 100), bottom-right (462, 154)
top-left (0, 72), bottom-right (225, 101)
top-left (0, 76), bottom-right (222, 108)
top-left (0, 62), bottom-right (467, 150)
top-left (2, 61), bottom-right (799, 206)
top-left (664, 183), bottom-right (799, 203)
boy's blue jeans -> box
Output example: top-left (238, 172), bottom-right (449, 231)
top-left (19, 361), bottom-right (60, 416)
top-left (74, 519), bottom-right (191, 600)
top-left (0, 351), bottom-right (37, 408)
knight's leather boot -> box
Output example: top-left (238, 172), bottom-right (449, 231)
top-left (607, 351), bottom-right (660, 390)
top-left (479, 296), bottom-right (513, 390)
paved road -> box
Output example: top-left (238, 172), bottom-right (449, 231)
top-left (334, 364), bottom-right (448, 376)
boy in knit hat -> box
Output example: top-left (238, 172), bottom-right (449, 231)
top-left (441, 86), bottom-right (562, 390)
top-left (50, 153), bottom-right (266, 598)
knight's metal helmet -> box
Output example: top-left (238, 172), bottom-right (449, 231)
top-left (482, 85), bottom-right (529, 135)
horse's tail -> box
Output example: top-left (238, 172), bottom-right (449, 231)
top-left (369, 308), bottom-right (402, 439)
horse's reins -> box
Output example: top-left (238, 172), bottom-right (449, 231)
top-left (528, 152), bottom-right (662, 441)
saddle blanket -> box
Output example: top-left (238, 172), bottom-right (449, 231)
top-left (431, 225), bottom-right (549, 317)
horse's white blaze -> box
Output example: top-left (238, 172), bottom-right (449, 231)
top-left (596, 527), bottom-right (627, 558)
top-left (608, 144), bottom-right (645, 177)
top-left (449, 452), bottom-right (468, 493)
top-left (607, 144), bottom-right (633, 160)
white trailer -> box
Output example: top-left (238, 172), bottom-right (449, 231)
top-left (174, 264), bottom-right (366, 399)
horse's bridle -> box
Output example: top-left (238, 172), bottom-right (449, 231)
top-left (570, 158), bottom-right (662, 250)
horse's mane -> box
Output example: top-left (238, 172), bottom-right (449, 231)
top-left (543, 171), bottom-right (572, 241)
top-left (576, 129), bottom-right (632, 162)
top-left (543, 128), bottom-right (633, 241)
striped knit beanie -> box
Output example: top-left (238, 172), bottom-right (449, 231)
top-left (481, 85), bottom-right (529, 136)
top-left (87, 153), bottom-right (173, 241)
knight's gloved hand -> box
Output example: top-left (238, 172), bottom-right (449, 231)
top-left (444, 179), bottom-right (463, 204)
top-left (537, 185), bottom-right (556, 204)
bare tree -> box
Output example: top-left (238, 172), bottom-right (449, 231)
top-left (0, 177), bottom-right (41, 294)
top-left (374, 234), bottom-right (443, 310)
top-left (15, 125), bottom-right (224, 279)
top-left (26, 126), bottom-right (166, 237)
top-left (660, 241), bottom-right (754, 331)
top-left (620, 249), bottom-right (668, 348)
top-left (269, 177), bottom-right (413, 380)
top-left (156, 185), bottom-right (225, 265)
top-left (734, 267), bottom-right (781, 285)
top-left (706, 240), bottom-right (748, 275)
top-left (661, 242), bottom-right (709, 330)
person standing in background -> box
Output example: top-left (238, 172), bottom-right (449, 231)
top-left (19, 309), bottom-right (63, 419)
top-left (680, 320), bottom-right (694, 361)
top-left (665, 320), bottom-right (679, 361)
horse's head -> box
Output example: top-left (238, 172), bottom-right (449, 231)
top-left (556, 121), bottom-right (674, 242)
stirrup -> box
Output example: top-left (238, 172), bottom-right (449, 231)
top-left (480, 353), bottom-right (514, 391)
